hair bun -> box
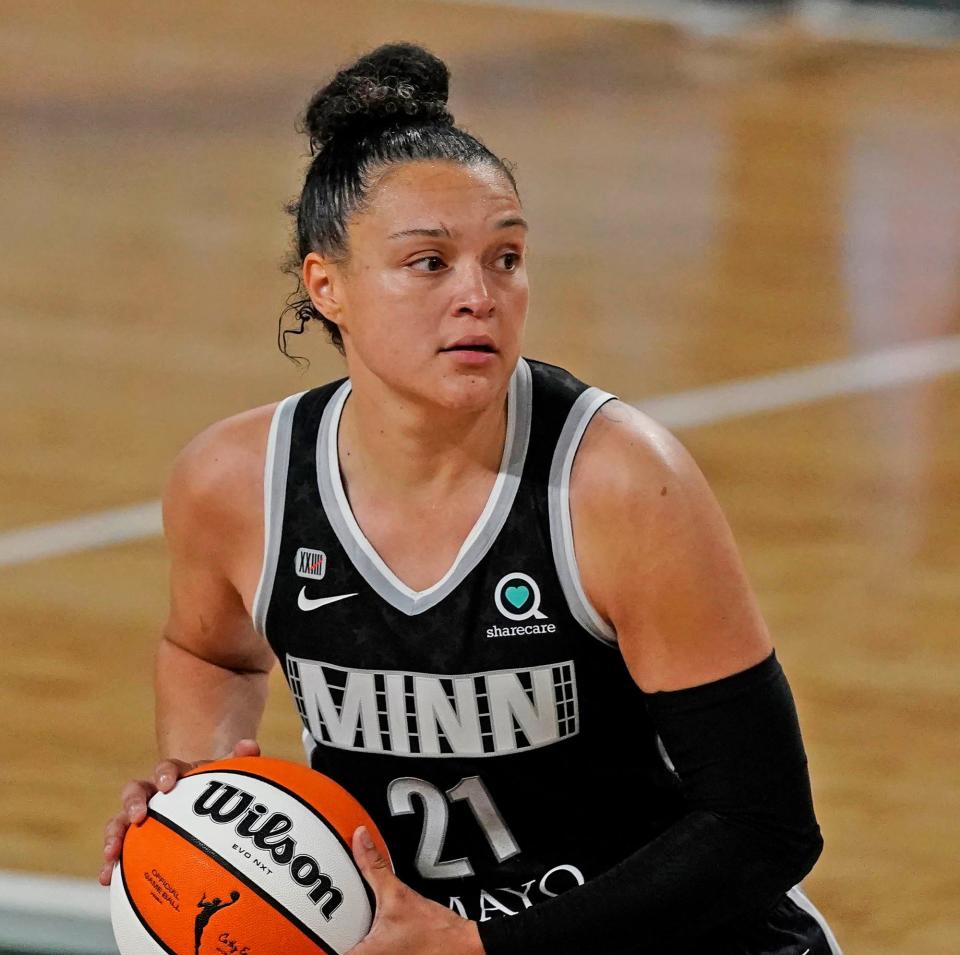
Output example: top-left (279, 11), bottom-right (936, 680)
top-left (303, 42), bottom-right (454, 154)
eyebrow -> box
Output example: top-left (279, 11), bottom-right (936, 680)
top-left (387, 216), bottom-right (529, 240)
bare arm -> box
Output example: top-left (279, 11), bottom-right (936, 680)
top-left (100, 411), bottom-right (275, 884)
top-left (155, 414), bottom-right (275, 759)
top-left (154, 641), bottom-right (267, 761)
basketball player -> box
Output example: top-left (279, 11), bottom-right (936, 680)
top-left (194, 890), bottom-right (240, 955)
top-left (100, 43), bottom-right (842, 954)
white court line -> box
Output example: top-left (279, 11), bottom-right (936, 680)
top-left (1, 335), bottom-right (959, 571)
top-left (637, 334), bottom-right (960, 428)
top-left (0, 501), bottom-right (161, 569)
top-left (438, 0), bottom-right (796, 32)
top-left (0, 870), bottom-right (113, 954)
top-left (438, 0), bottom-right (690, 20)
top-left (0, 869), bottom-right (109, 918)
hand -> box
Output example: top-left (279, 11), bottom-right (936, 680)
top-left (98, 738), bottom-right (260, 886)
top-left (345, 826), bottom-right (485, 955)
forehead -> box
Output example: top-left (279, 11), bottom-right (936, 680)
top-left (357, 160), bottom-right (521, 235)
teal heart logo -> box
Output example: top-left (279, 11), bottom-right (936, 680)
top-left (504, 585), bottom-right (530, 609)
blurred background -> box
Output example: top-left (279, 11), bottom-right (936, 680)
top-left (1, 1), bottom-right (958, 952)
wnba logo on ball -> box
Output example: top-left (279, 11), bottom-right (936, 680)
top-left (494, 572), bottom-right (547, 621)
top-left (194, 889), bottom-right (239, 955)
top-left (192, 781), bottom-right (343, 918)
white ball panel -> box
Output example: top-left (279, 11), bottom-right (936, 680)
top-left (109, 863), bottom-right (173, 955)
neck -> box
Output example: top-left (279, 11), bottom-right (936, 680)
top-left (337, 369), bottom-right (511, 503)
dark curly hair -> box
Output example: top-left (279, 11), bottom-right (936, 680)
top-left (278, 41), bottom-right (521, 366)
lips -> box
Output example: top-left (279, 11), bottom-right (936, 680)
top-left (440, 336), bottom-right (497, 353)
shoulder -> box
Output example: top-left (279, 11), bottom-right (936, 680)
top-left (566, 395), bottom-right (715, 614)
top-left (570, 398), bottom-right (710, 536)
top-left (568, 395), bottom-right (718, 604)
top-left (525, 358), bottom-right (698, 501)
top-left (161, 400), bottom-right (281, 551)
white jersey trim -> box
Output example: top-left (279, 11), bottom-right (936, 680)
top-left (548, 386), bottom-right (618, 646)
top-left (252, 390), bottom-right (308, 638)
top-left (301, 725), bottom-right (318, 765)
top-left (316, 359), bottom-right (533, 616)
top-left (787, 884), bottom-right (844, 954)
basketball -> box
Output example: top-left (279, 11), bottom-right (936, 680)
top-left (110, 756), bottom-right (390, 955)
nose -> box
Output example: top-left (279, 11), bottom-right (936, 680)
top-left (453, 262), bottom-right (495, 319)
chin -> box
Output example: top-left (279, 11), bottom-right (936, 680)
top-left (431, 362), bottom-right (511, 413)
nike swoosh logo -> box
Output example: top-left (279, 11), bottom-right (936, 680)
top-left (297, 587), bottom-right (358, 611)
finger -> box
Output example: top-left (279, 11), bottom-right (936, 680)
top-left (103, 816), bottom-right (128, 861)
top-left (103, 834), bottom-right (124, 863)
top-left (120, 779), bottom-right (156, 825)
top-left (103, 814), bottom-right (126, 843)
top-left (153, 758), bottom-right (192, 793)
top-left (351, 827), bottom-right (395, 903)
top-left (231, 738), bottom-right (261, 758)
top-left (98, 860), bottom-right (116, 887)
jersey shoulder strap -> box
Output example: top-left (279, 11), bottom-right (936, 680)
top-left (251, 377), bottom-right (345, 635)
top-left (524, 358), bottom-right (619, 645)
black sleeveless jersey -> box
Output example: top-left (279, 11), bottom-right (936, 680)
top-left (252, 358), bottom-right (682, 907)
top-left (251, 357), bottom-right (841, 954)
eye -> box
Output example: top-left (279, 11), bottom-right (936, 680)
top-left (408, 255), bottom-right (445, 272)
top-left (407, 251), bottom-right (524, 273)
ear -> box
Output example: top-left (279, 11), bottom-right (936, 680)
top-left (303, 252), bottom-right (346, 333)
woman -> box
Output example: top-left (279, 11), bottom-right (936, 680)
top-left (100, 42), bottom-right (841, 955)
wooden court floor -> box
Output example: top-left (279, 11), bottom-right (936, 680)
top-left (1, 2), bottom-right (959, 951)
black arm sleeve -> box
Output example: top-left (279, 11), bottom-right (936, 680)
top-left (477, 650), bottom-right (824, 954)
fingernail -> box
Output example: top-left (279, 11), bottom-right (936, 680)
top-left (158, 773), bottom-right (172, 789)
top-left (360, 827), bottom-right (375, 852)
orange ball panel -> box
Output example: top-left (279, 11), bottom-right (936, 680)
top-left (120, 813), bottom-right (329, 954)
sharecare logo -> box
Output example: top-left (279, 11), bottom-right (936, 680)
top-left (494, 572), bottom-right (547, 621)
top-left (191, 780), bottom-right (343, 919)
top-left (486, 622), bottom-right (557, 638)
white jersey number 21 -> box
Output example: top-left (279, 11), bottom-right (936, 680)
top-left (386, 775), bottom-right (521, 879)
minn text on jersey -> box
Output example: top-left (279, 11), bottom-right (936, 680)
top-left (286, 657), bottom-right (579, 758)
